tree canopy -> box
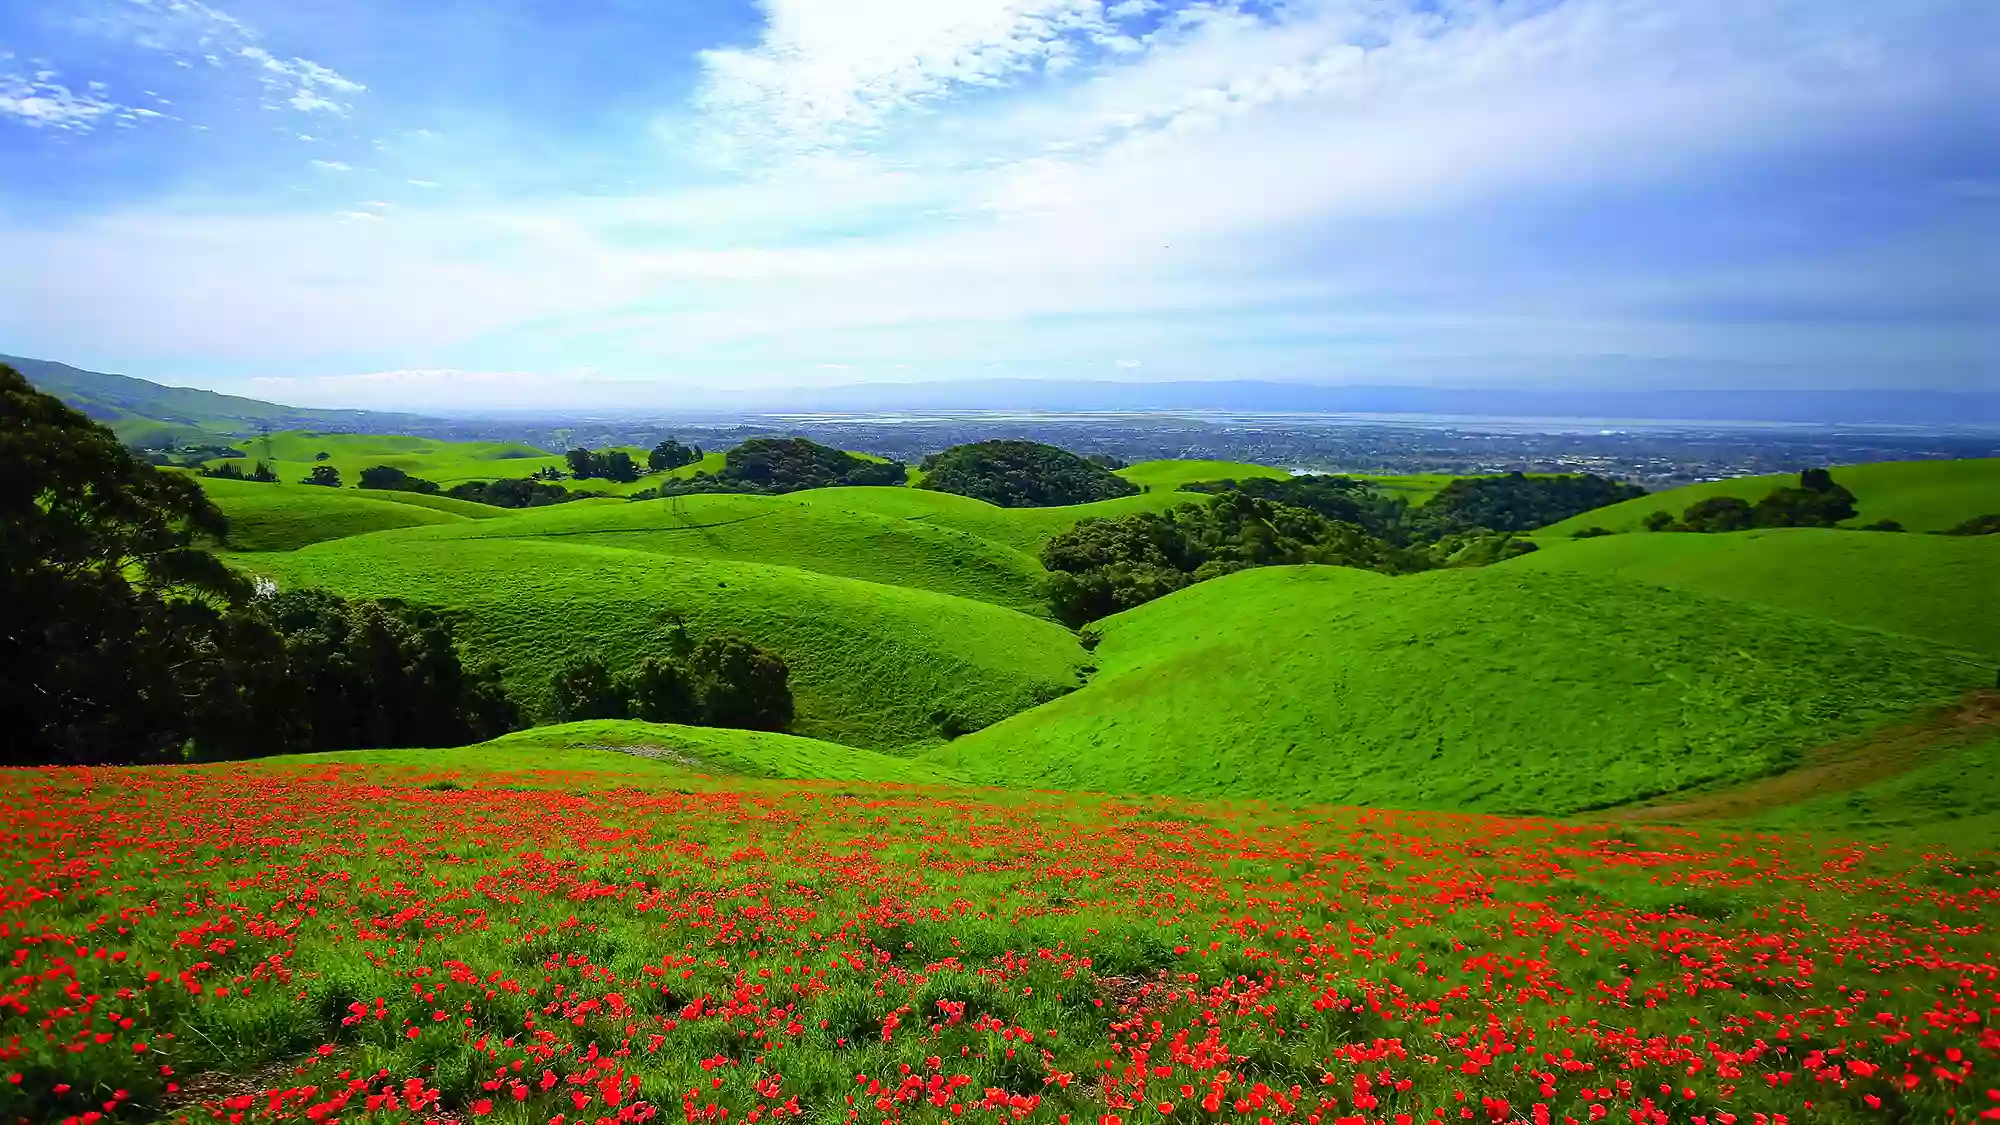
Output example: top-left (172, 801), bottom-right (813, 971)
top-left (919, 440), bottom-right (1140, 508)
top-left (630, 437), bottom-right (905, 498)
top-left (565, 447), bottom-right (641, 483)
top-left (546, 634), bottom-right (793, 731)
top-left (648, 439), bottom-right (702, 471)
top-left (358, 465), bottom-right (441, 493)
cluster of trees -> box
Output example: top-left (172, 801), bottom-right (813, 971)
top-left (200, 459), bottom-right (278, 482)
top-left (1945, 514), bottom-right (2000, 536)
top-left (1184, 471), bottom-right (1643, 543)
top-left (630, 437), bottom-right (906, 498)
top-left (1642, 469), bottom-right (1859, 533)
top-left (549, 630), bottom-right (793, 731)
top-left (1, 364), bottom-right (518, 766)
top-left (649, 439), bottom-right (702, 471)
top-left (358, 465), bottom-right (441, 493)
top-left (301, 465), bottom-right (342, 487)
top-left (1040, 493), bottom-right (1424, 626)
top-left (565, 447), bottom-right (641, 483)
top-left (920, 441), bottom-right (1140, 508)
top-left (443, 478), bottom-right (599, 509)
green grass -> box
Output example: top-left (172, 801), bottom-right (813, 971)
top-left (233, 536), bottom-right (1086, 751)
top-left (1540, 457), bottom-right (2000, 535)
top-left (931, 564), bottom-right (1985, 815)
top-left (1509, 527), bottom-right (2000, 659)
top-left (362, 492), bottom-right (1051, 611)
top-left (1745, 731), bottom-right (2000, 850)
top-left (291, 720), bottom-right (966, 784)
top-left (1115, 459), bottom-right (1290, 491)
top-left (1358, 472), bottom-right (1464, 506)
top-left (211, 431), bottom-right (690, 496)
top-left (798, 485), bottom-right (1211, 555)
top-left (195, 475), bottom-right (478, 550)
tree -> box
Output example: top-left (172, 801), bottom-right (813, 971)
top-left (1, 362), bottom-right (244, 764)
top-left (1753, 469), bottom-right (1857, 527)
top-left (1943, 514), bottom-right (2000, 536)
top-left (314, 451), bottom-right (331, 461)
top-left (565, 448), bottom-right (599, 479)
top-left (919, 440), bottom-right (1138, 508)
top-left (201, 461), bottom-right (248, 480)
top-left (649, 440), bottom-right (701, 472)
top-left (1678, 496), bottom-right (1757, 533)
top-left (550, 654), bottom-right (627, 721)
top-left (686, 635), bottom-right (793, 730)
top-left (1642, 510), bottom-right (1676, 532)
top-left (301, 465), bottom-right (342, 487)
top-left (444, 478), bottom-right (590, 508)
top-left (358, 465), bottom-right (441, 493)
top-left (629, 656), bottom-right (697, 723)
top-left (603, 450), bottom-right (639, 483)
top-left (249, 461), bottom-right (278, 482)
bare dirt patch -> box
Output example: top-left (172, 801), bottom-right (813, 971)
top-left (1609, 689), bottom-right (2000, 823)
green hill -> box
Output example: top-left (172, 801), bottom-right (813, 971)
top-left (234, 536), bottom-right (1086, 751)
top-left (1541, 458), bottom-right (2000, 535)
top-left (1115, 459), bottom-right (1290, 492)
top-left (295, 720), bottom-right (965, 785)
top-left (7, 355), bottom-right (424, 445)
top-left (357, 492), bottom-right (1051, 611)
top-left (931, 565), bottom-right (1983, 815)
top-left (194, 476), bottom-right (479, 551)
top-left (1510, 528), bottom-right (2000, 659)
top-left (799, 485), bottom-right (1210, 555)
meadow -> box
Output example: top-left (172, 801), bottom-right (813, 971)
top-left (3, 750), bottom-right (1994, 1125)
top-left (1537, 456), bottom-right (2000, 535)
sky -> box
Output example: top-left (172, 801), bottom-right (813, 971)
top-left (0, 0), bottom-right (1993, 410)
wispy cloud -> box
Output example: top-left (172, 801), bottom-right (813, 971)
top-left (0, 68), bottom-right (124, 131)
top-left (309, 158), bottom-right (353, 171)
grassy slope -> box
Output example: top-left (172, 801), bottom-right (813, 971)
top-left (933, 565), bottom-right (1984, 815)
top-left (801, 485), bottom-right (1209, 555)
top-left (349, 489), bottom-right (512, 518)
top-left (214, 431), bottom-right (697, 496)
top-left (290, 720), bottom-right (964, 784)
top-left (195, 476), bottom-right (475, 551)
top-left (235, 537), bottom-right (1086, 751)
top-left (1744, 731), bottom-right (2000, 849)
top-left (1116, 460), bottom-right (1289, 492)
top-left (1510, 528), bottom-right (2000, 659)
top-left (366, 493), bottom-right (1050, 611)
top-left (1541, 457), bottom-right (2000, 535)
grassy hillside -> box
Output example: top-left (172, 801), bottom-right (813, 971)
top-left (1115, 459), bottom-right (1290, 491)
top-left (195, 476), bottom-right (476, 550)
top-left (368, 493), bottom-right (1050, 611)
top-left (932, 565), bottom-right (1984, 815)
top-left (235, 536), bottom-right (1086, 750)
top-left (1746, 730), bottom-right (2000, 849)
top-left (1541, 457), bottom-right (2000, 535)
top-left (800, 485), bottom-right (1210, 555)
top-left (292, 720), bottom-right (965, 784)
top-left (1511, 527), bottom-right (2000, 659)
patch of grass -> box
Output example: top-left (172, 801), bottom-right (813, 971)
top-left (1538, 457), bottom-right (2000, 535)
top-left (1746, 732), bottom-right (2000, 851)
top-left (798, 485), bottom-right (1212, 555)
top-left (1508, 526), bottom-right (2000, 658)
top-left (931, 564), bottom-right (1985, 815)
top-left (233, 536), bottom-right (1086, 750)
top-left (1114, 459), bottom-right (1291, 492)
top-left (193, 475), bottom-right (476, 550)
top-left (372, 492), bottom-right (1050, 611)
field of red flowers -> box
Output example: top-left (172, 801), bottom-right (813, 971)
top-left (1, 757), bottom-right (1994, 1125)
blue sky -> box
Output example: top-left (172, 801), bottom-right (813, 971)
top-left (0, 0), bottom-right (1992, 409)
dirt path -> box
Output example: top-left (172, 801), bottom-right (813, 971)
top-left (1607, 689), bottom-right (2000, 823)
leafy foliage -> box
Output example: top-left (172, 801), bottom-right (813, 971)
top-left (1655, 469), bottom-right (1862, 533)
top-left (199, 459), bottom-right (276, 482)
top-left (299, 464), bottom-right (342, 487)
top-left (565, 447), bottom-right (642, 483)
top-left (1186, 471), bottom-right (1643, 542)
top-left (648, 439), bottom-right (703, 471)
top-left (444, 477), bottom-right (598, 508)
top-left (629, 437), bottom-right (906, 498)
top-left (921, 440), bottom-right (1140, 508)
top-left (357, 464), bottom-right (442, 493)
top-left (1942, 513), bottom-right (2000, 536)
top-left (547, 635), bottom-right (794, 731)
top-left (1039, 492), bottom-right (1412, 625)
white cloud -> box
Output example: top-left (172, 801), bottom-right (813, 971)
top-left (0, 69), bottom-right (123, 131)
top-left (1114, 358), bottom-right (1141, 368)
top-left (310, 159), bottom-right (353, 171)
top-left (406, 179), bottom-right (443, 188)
top-left (58, 0), bottom-right (366, 119)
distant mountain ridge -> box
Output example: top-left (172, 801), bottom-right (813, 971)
top-left (3, 354), bottom-right (429, 446)
top-left (763, 380), bottom-right (2000, 427)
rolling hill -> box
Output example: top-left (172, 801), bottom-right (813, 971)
top-left (195, 475), bottom-right (482, 551)
top-left (798, 485), bottom-right (1213, 555)
top-left (7, 354), bottom-right (426, 445)
top-left (931, 565), bottom-right (1985, 815)
top-left (233, 536), bottom-right (1088, 751)
top-left (1115, 459), bottom-right (1291, 492)
top-left (1510, 527), bottom-right (2000, 659)
top-left (1540, 457), bottom-right (2000, 535)
top-left (347, 493), bottom-right (1052, 611)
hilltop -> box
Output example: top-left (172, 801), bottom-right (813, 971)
top-left (933, 564), bottom-right (1984, 815)
top-left (1540, 457), bottom-right (2000, 534)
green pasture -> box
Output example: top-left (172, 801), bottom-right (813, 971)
top-left (1115, 459), bottom-right (1291, 491)
top-left (1540, 457), bottom-right (2000, 535)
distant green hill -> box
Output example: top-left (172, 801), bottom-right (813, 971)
top-left (799, 485), bottom-right (1210, 555)
top-left (1541, 458), bottom-right (2000, 535)
top-left (1511, 527), bottom-right (2000, 659)
top-left (354, 492), bottom-right (1052, 611)
top-left (931, 565), bottom-right (1983, 815)
top-left (234, 536), bottom-right (1087, 751)
top-left (6, 354), bottom-right (423, 445)
top-left (1115, 460), bottom-right (1290, 492)
top-left (196, 475), bottom-right (481, 550)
